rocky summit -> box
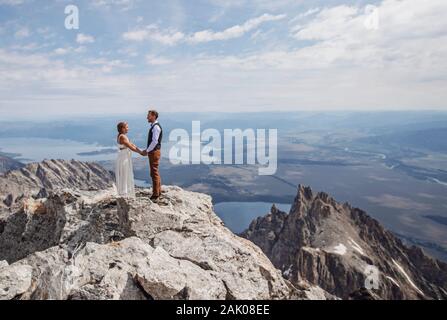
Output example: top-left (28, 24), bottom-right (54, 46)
top-left (0, 160), bottom-right (330, 300)
top-left (241, 185), bottom-right (447, 300)
top-left (1, 160), bottom-right (445, 300)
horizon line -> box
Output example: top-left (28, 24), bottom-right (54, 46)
top-left (2, 109), bottom-right (447, 122)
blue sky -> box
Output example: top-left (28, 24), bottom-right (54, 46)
top-left (0, 0), bottom-right (446, 119)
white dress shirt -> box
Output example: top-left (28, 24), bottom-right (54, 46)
top-left (146, 121), bottom-right (161, 153)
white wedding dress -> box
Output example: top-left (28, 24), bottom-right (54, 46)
top-left (115, 135), bottom-right (136, 198)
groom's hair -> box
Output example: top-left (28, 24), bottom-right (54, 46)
top-left (148, 110), bottom-right (159, 119)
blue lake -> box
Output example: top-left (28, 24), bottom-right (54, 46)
top-left (0, 137), bottom-right (117, 163)
top-left (213, 201), bottom-right (291, 234)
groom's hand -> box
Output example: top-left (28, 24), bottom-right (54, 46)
top-left (141, 150), bottom-right (148, 157)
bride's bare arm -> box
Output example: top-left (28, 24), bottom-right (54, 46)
top-left (119, 135), bottom-right (143, 154)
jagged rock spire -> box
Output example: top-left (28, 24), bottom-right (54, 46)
top-left (242, 184), bottom-right (447, 300)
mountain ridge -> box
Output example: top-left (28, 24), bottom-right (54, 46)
top-left (0, 155), bottom-right (24, 174)
top-left (241, 185), bottom-right (447, 300)
top-left (0, 159), bottom-right (114, 209)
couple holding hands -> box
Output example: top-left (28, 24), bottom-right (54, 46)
top-left (116, 110), bottom-right (163, 202)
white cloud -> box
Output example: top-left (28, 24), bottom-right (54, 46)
top-left (189, 13), bottom-right (286, 43)
top-left (287, 0), bottom-right (447, 74)
top-left (1, 0), bottom-right (447, 118)
top-left (53, 48), bottom-right (69, 55)
top-left (123, 25), bottom-right (184, 45)
top-left (10, 43), bottom-right (44, 51)
top-left (0, 49), bottom-right (53, 70)
top-left (53, 46), bottom-right (86, 56)
top-left (146, 54), bottom-right (174, 66)
top-left (76, 33), bottom-right (95, 44)
top-left (146, 55), bottom-right (173, 66)
top-left (122, 29), bottom-right (148, 42)
top-left (86, 57), bottom-right (131, 72)
top-left (208, 0), bottom-right (300, 11)
top-left (118, 47), bottom-right (139, 57)
top-left (91, 0), bottom-right (138, 11)
top-left (0, 0), bottom-right (26, 5)
top-left (123, 13), bottom-right (286, 45)
top-left (289, 7), bottom-right (320, 24)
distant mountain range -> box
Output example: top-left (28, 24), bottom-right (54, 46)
top-left (0, 159), bottom-right (114, 209)
top-left (0, 155), bottom-right (24, 174)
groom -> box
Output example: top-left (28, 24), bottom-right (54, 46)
top-left (142, 110), bottom-right (163, 201)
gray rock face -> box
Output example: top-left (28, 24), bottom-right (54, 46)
top-left (0, 264), bottom-right (33, 300)
top-left (4, 237), bottom-right (226, 300)
top-left (0, 155), bottom-right (24, 175)
top-left (0, 161), bottom-right (330, 300)
top-left (0, 159), bottom-right (115, 210)
top-left (242, 185), bottom-right (447, 300)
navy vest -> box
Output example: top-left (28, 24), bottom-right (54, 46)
top-left (147, 123), bottom-right (163, 150)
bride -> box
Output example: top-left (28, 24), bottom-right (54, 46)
top-left (115, 122), bottom-right (144, 198)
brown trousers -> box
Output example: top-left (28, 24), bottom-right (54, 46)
top-left (148, 149), bottom-right (162, 197)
